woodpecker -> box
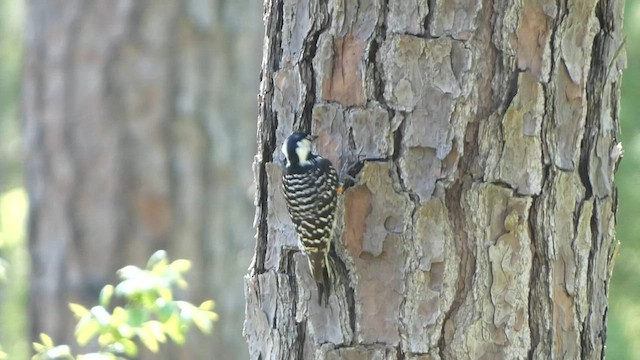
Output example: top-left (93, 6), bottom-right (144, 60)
top-left (281, 132), bottom-right (339, 305)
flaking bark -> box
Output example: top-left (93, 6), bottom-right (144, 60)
top-left (245, 0), bottom-right (624, 359)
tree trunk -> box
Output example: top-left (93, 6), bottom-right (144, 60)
top-left (23, 0), bottom-right (261, 358)
top-left (244, 0), bottom-right (624, 359)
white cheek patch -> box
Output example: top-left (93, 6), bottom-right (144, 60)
top-left (296, 140), bottom-right (312, 165)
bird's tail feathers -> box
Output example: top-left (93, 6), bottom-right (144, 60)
top-left (307, 251), bottom-right (332, 306)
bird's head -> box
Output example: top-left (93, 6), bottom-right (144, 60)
top-left (282, 132), bottom-right (317, 167)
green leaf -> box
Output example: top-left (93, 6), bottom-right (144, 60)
top-left (44, 345), bottom-right (72, 359)
top-left (39, 333), bottom-right (54, 347)
top-left (170, 259), bottom-right (191, 273)
top-left (146, 250), bottom-right (168, 269)
top-left (99, 285), bottom-right (114, 307)
top-left (32, 342), bottom-right (46, 354)
top-left (89, 306), bottom-right (111, 326)
top-left (137, 328), bottom-right (159, 353)
top-left (164, 315), bottom-right (185, 345)
top-left (156, 300), bottom-right (176, 323)
top-left (117, 324), bottom-right (135, 339)
top-left (69, 303), bottom-right (90, 319)
top-left (177, 302), bottom-right (194, 322)
top-left (205, 310), bottom-right (219, 322)
top-left (98, 332), bottom-right (116, 348)
top-left (176, 278), bottom-right (189, 289)
top-left (127, 307), bottom-right (147, 327)
top-left (118, 338), bottom-right (138, 357)
top-left (150, 262), bottom-right (168, 276)
top-left (199, 300), bottom-right (215, 311)
top-left (75, 316), bottom-right (100, 346)
top-left (157, 287), bottom-right (173, 301)
top-left (110, 306), bottom-right (128, 326)
top-left (144, 321), bottom-right (166, 343)
top-left (117, 265), bottom-right (144, 281)
top-left (191, 309), bottom-right (213, 334)
top-left (115, 277), bottom-right (153, 298)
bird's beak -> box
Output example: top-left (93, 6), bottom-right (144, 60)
top-left (306, 134), bottom-right (318, 141)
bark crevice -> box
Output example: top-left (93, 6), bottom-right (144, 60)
top-left (253, 0), bottom-right (284, 274)
top-left (245, 0), bottom-right (623, 358)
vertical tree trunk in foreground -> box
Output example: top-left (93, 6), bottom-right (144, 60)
top-left (245, 0), bottom-right (624, 358)
top-left (24, 0), bottom-right (261, 358)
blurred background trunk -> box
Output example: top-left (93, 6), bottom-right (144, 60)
top-left (23, 0), bottom-right (261, 358)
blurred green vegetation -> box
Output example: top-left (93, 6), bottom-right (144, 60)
top-left (608, 1), bottom-right (640, 359)
top-left (0, 1), bottom-right (639, 359)
top-left (0, 0), bottom-right (23, 190)
top-left (32, 251), bottom-right (218, 360)
top-left (0, 0), bottom-right (28, 359)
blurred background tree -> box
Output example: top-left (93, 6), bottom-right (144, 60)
top-left (0, 0), bottom-right (639, 359)
top-left (3, 0), bottom-right (261, 359)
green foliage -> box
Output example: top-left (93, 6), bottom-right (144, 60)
top-left (0, 0), bottom-right (24, 191)
top-left (0, 186), bottom-right (29, 358)
top-left (0, 188), bottom-right (27, 283)
top-left (0, 257), bottom-right (6, 283)
top-left (32, 334), bottom-right (72, 360)
top-left (608, 0), bottom-right (640, 358)
top-left (31, 251), bottom-right (218, 360)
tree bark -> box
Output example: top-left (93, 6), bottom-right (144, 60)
top-left (245, 0), bottom-right (624, 359)
top-left (23, 0), bottom-right (261, 358)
